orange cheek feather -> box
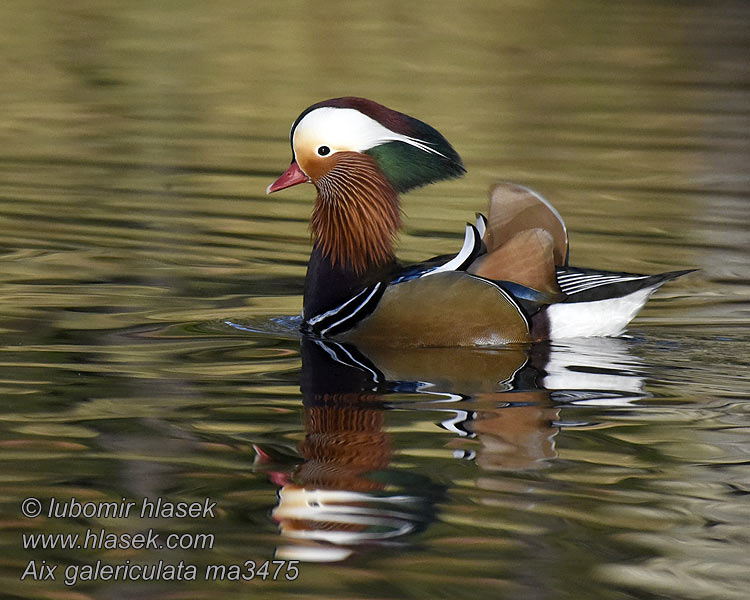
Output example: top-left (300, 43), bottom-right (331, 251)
top-left (297, 151), bottom-right (340, 182)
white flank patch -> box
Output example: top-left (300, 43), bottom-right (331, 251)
top-left (293, 107), bottom-right (446, 159)
top-left (545, 286), bottom-right (656, 339)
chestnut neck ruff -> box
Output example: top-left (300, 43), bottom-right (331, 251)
top-left (310, 152), bottom-right (401, 274)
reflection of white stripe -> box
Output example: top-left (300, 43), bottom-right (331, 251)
top-left (413, 387), bottom-right (465, 401)
top-left (334, 343), bottom-right (380, 382)
top-left (320, 283), bottom-right (382, 335)
top-left (314, 340), bottom-right (381, 382)
top-left (438, 410), bottom-right (475, 437)
top-left (424, 224), bottom-right (479, 276)
top-left (315, 340), bottom-right (344, 362)
top-left (285, 517), bottom-right (415, 544)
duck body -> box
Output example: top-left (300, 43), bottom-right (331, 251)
top-left (267, 97), bottom-right (690, 347)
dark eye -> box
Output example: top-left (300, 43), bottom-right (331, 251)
top-left (317, 145), bottom-right (331, 156)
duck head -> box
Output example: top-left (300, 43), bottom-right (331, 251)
top-left (267, 97), bottom-right (465, 272)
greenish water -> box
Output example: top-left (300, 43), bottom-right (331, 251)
top-left (1, 1), bottom-right (749, 599)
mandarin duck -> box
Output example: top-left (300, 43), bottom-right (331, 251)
top-left (267, 97), bottom-right (690, 347)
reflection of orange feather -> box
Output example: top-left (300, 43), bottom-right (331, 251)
top-left (468, 229), bottom-right (561, 294)
top-left (298, 397), bottom-right (391, 492)
top-left (469, 392), bottom-right (560, 471)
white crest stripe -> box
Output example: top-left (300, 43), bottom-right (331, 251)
top-left (293, 107), bottom-right (447, 161)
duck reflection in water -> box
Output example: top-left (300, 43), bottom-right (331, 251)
top-left (268, 338), bottom-right (443, 563)
top-left (262, 335), bottom-right (647, 562)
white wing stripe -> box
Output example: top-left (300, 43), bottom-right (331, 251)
top-left (562, 276), bottom-right (631, 288)
top-left (558, 274), bottom-right (610, 282)
top-left (563, 279), bottom-right (640, 293)
top-left (423, 224), bottom-right (480, 277)
top-left (561, 275), bottom-right (649, 295)
top-left (557, 273), bottom-right (625, 282)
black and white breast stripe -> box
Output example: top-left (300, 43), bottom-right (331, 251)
top-left (556, 269), bottom-right (651, 296)
top-left (304, 282), bottom-right (386, 337)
